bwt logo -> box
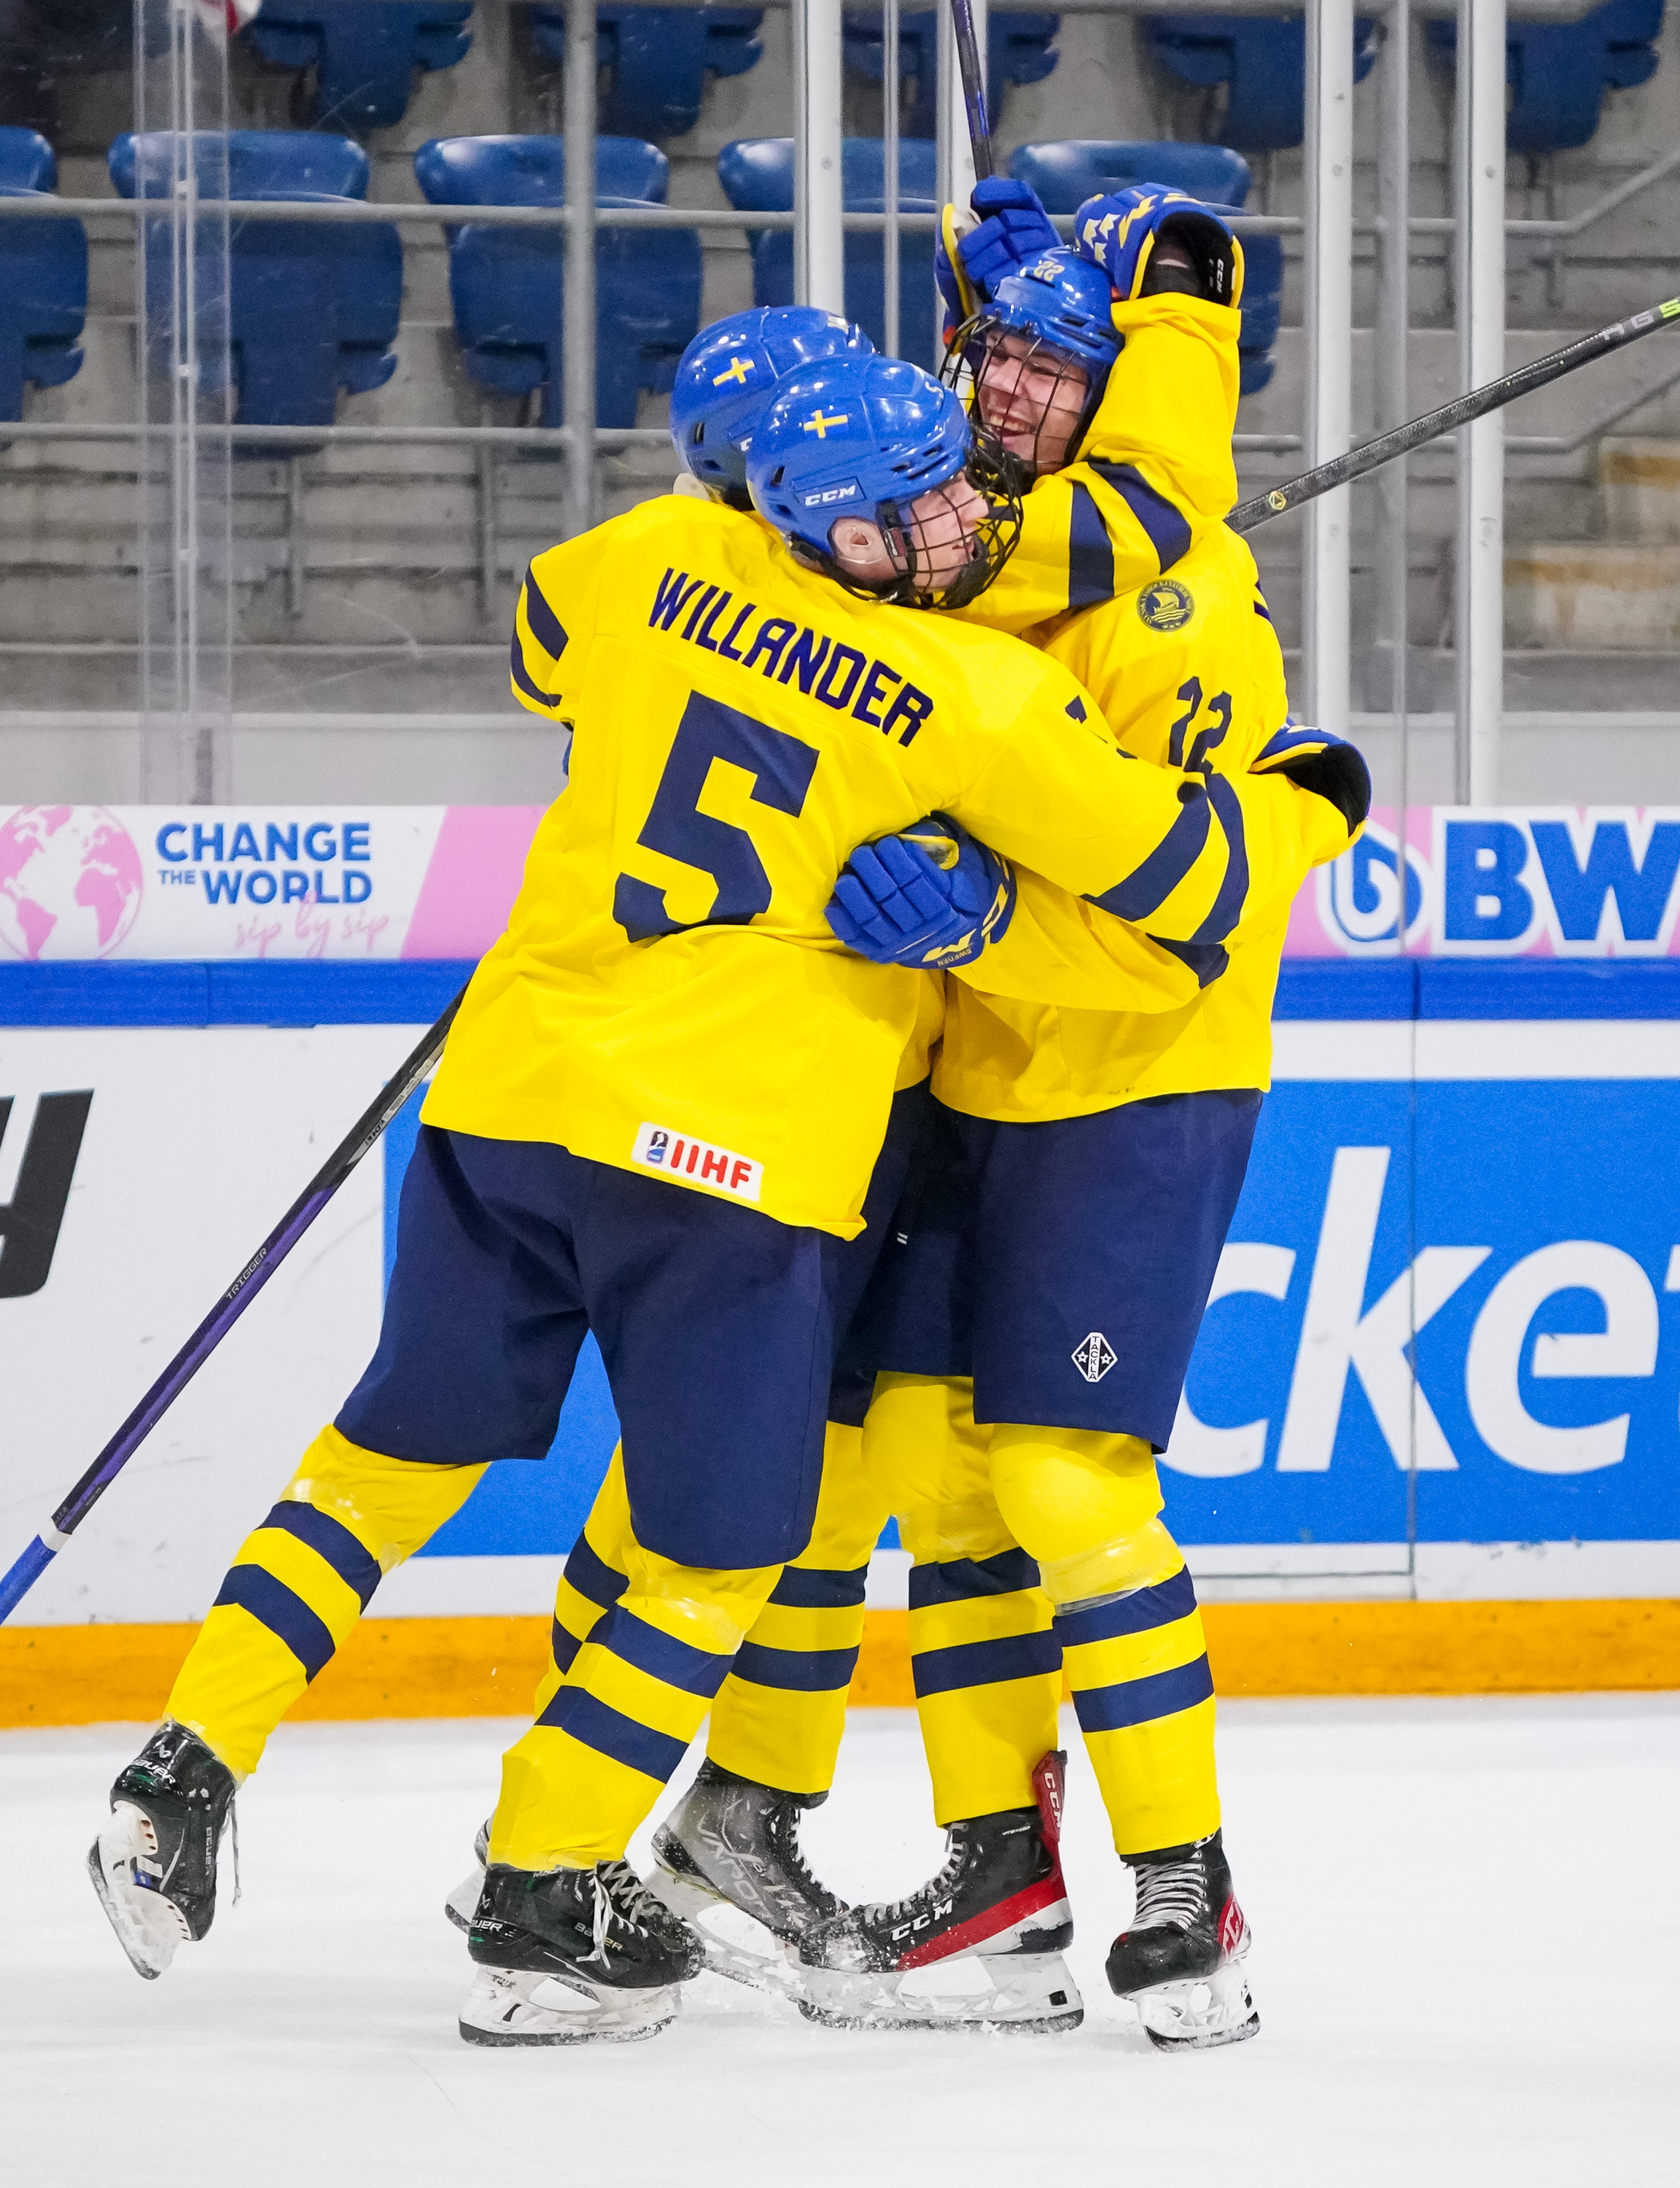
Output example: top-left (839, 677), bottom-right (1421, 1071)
top-left (0, 1091), bottom-right (92, 1298)
top-left (1318, 810), bottom-right (1680, 955)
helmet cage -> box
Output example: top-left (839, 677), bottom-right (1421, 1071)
top-left (943, 309), bottom-right (1108, 494)
top-left (790, 454), bottom-right (1023, 612)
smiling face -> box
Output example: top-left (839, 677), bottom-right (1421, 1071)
top-left (971, 329), bottom-right (1092, 477)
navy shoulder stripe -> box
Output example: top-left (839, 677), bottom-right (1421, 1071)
top-left (1067, 481), bottom-right (1115, 610)
top-left (1085, 459), bottom-right (1192, 574)
top-left (521, 567), bottom-right (569, 662)
top-left (510, 626), bottom-right (551, 708)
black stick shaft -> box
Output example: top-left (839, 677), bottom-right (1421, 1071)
top-left (0, 985), bottom-right (467, 1625)
top-left (947, 0), bottom-right (993, 180)
top-left (1230, 298), bottom-right (1680, 533)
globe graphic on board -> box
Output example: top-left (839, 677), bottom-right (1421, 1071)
top-left (0, 806), bottom-right (144, 961)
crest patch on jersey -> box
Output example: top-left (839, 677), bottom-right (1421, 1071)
top-left (1138, 578), bottom-right (1194, 632)
top-left (1071, 1330), bottom-right (1117, 1384)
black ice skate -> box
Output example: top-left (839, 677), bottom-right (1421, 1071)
top-left (648, 1758), bottom-right (848, 1996)
top-left (1105, 1828), bottom-right (1259, 2051)
top-left (87, 1720), bottom-right (237, 1979)
top-left (459, 1858), bottom-right (705, 2046)
top-left (443, 1817), bottom-right (491, 1933)
top-left (796, 1751), bottom-right (1083, 2032)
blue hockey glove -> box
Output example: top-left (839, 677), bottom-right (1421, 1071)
top-left (1072, 185), bottom-right (1244, 309)
top-left (827, 813), bottom-right (1016, 970)
top-left (936, 178), bottom-right (1059, 344)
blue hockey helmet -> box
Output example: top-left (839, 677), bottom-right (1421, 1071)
top-left (747, 354), bottom-right (1019, 609)
top-left (669, 308), bottom-right (874, 505)
top-left (943, 247), bottom-right (1121, 486)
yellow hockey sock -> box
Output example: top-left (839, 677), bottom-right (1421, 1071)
top-left (706, 1420), bottom-right (887, 1798)
top-left (868, 1375), bottom-right (1062, 1825)
top-left (166, 1425), bottom-right (486, 1778)
top-left (491, 1545), bottom-right (781, 1871)
top-left (989, 1423), bottom-right (1221, 1856)
top-left (533, 1447), bottom-right (634, 1719)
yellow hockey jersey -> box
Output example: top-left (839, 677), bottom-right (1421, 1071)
top-left (422, 494), bottom-right (1310, 1238)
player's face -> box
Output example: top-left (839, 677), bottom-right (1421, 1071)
top-left (974, 330), bottom-right (1090, 475)
top-left (828, 472), bottom-right (992, 597)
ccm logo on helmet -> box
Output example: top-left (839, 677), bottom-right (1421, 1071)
top-left (801, 479), bottom-right (863, 508)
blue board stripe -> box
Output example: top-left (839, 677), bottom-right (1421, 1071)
top-left (912, 1628), bottom-right (1062, 1699)
top-left (1073, 1654), bottom-right (1215, 1734)
top-left (214, 1564), bottom-right (336, 1682)
top-left (909, 1546), bottom-right (1042, 1610)
top-left (8, 954), bottom-right (1680, 1030)
top-left (260, 1502), bottom-right (382, 1610)
top-left (537, 1685), bottom-right (688, 1782)
top-left (1054, 1567), bottom-right (1199, 1650)
top-left (731, 1640), bottom-right (860, 1692)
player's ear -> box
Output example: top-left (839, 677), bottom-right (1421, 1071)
top-left (831, 515), bottom-right (887, 566)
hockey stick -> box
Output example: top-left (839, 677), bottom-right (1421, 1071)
top-left (1230, 298), bottom-right (1680, 533)
top-left (947, 0), bottom-right (994, 182)
top-left (0, 985), bottom-right (468, 1624)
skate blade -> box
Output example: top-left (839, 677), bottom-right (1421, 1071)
top-left (443, 1860), bottom-right (486, 1936)
top-left (457, 1966), bottom-right (682, 2047)
top-left (1136, 1962), bottom-right (1260, 2052)
top-left (87, 1804), bottom-right (190, 1981)
top-left (796, 1952), bottom-right (1084, 2034)
top-left (650, 1865), bottom-right (806, 1998)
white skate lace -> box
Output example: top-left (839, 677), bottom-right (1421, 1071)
top-left (1132, 1855), bottom-right (1207, 1933)
top-left (593, 1858), bottom-right (666, 1966)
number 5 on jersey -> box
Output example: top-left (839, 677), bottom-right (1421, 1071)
top-left (614, 691), bottom-right (820, 942)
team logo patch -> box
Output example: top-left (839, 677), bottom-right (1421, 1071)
top-left (801, 477), bottom-right (863, 508)
top-left (1138, 578), bottom-right (1194, 632)
top-left (1071, 1331), bottom-right (1117, 1384)
top-left (632, 1122), bottom-right (763, 1203)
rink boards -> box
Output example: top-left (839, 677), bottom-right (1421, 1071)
top-left (3, 954), bottom-right (1680, 1668)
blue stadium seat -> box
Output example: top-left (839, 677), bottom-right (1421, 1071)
top-left (1010, 140), bottom-right (1280, 395)
top-left (109, 131), bottom-right (401, 436)
top-left (245, 1), bottom-right (473, 133)
top-left (415, 134), bottom-right (704, 430)
top-left (1144, 14), bottom-right (1380, 155)
top-left (529, 9), bottom-right (766, 141)
top-left (841, 10), bottom-right (1059, 139)
top-left (1426, 0), bottom-right (1662, 156)
top-left (716, 136), bottom-right (939, 364)
top-left (0, 127), bottom-right (86, 421)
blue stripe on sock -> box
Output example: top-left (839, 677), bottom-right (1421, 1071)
top-left (591, 1605), bottom-right (731, 1699)
top-left (1054, 1568), bottom-right (1199, 1650)
top-left (731, 1640), bottom-right (860, 1694)
top-left (261, 1502), bottom-right (381, 1610)
top-left (1073, 1654), bottom-right (1215, 1734)
top-left (214, 1564), bottom-right (336, 1682)
top-left (564, 1533), bottom-right (628, 1613)
top-left (909, 1547), bottom-right (1041, 1611)
top-left (551, 1617), bottom-right (580, 1675)
top-left (911, 1628), bottom-right (1062, 1699)
top-left (537, 1685), bottom-right (688, 1782)
top-left (769, 1564), bottom-right (868, 1611)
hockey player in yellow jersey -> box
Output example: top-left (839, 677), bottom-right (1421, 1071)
top-left (788, 190), bottom-right (1369, 2047)
top-left (88, 344), bottom-right (1331, 2046)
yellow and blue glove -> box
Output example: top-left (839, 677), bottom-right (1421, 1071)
top-left (827, 812), bottom-right (1016, 969)
top-left (1072, 185), bottom-right (1244, 309)
top-left (936, 177), bottom-right (1060, 344)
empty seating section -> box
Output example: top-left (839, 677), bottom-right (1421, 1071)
top-left (0, 127), bottom-right (86, 420)
top-left (717, 136), bottom-right (939, 365)
top-left (1144, 13), bottom-right (1378, 154)
top-left (531, 9), bottom-right (765, 141)
top-left (245, 1), bottom-right (473, 133)
top-left (1426, 0), bottom-right (1664, 156)
top-left (841, 10), bottom-right (1058, 139)
top-left (1011, 140), bottom-right (1281, 395)
top-left (415, 133), bottom-right (703, 430)
top-left (109, 131), bottom-right (400, 436)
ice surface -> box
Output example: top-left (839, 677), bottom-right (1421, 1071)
top-left (2, 1699), bottom-right (1676, 2188)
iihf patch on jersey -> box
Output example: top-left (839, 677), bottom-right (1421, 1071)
top-left (1071, 1330), bottom-right (1117, 1383)
top-left (632, 1122), bottom-right (763, 1203)
top-left (1137, 578), bottom-right (1194, 632)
